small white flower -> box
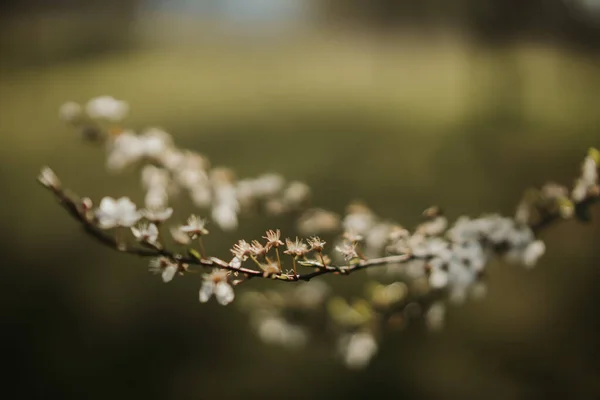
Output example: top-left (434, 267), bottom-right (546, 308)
top-left (343, 211), bottom-right (376, 235)
top-left (211, 205), bottom-right (238, 231)
top-left (283, 181), bottom-right (311, 206)
top-left (170, 226), bottom-right (191, 245)
top-left (429, 266), bottom-right (449, 289)
top-left (229, 257), bottom-right (242, 269)
top-left (523, 240), bottom-right (546, 268)
top-left (582, 155), bottom-right (598, 185)
top-left (149, 257), bottom-right (179, 283)
top-left (106, 132), bottom-right (144, 171)
top-left (180, 215), bottom-right (209, 237)
top-left (339, 332), bottom-right (378, 369)
top-left (96, 197), bottom-right (141, 229)
top-left (140, 128), bottom-right (172, 158)
top-left (417, 216), bottom-right (448, 236)
top-left (191, 186), bottom-right (212, 207)
top-left (572, 179), bottom-right (588, 202)
top-left (85, 96), bottom-right (128, 121)
top-left (141, 165), bottom-right (170, 189)
top-left (144, 188), bottom-right (169, 210)
top-left (37, 166), bottom-right (61, 190)
top-left (59, 101), bottom-right (82, 123)
top-left (253, 174), bottom-right (285, 197)
top-left (199, 270), bottom-right (234, 305)
top-left (131, 222), bottom-right (159, 244)
top-left (257, 316), bottom-right (308, 349)
top-left (140, 206), bottom-right (174, 223)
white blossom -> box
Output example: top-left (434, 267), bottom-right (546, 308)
top-left (170, 226), bottom-right (191, 245)
top-left (140, 206), bottom-right (173, 223)
top-left (140, 128), bottom-right (172, 158)
top-left (37, 166), bottom-right (61, 190)
top-left (572, 179), bottom-right (589, 202)
top-left (256, 316), bottom-right (307, 348)
top-left (211, 205), bottom-right (238, 231)
top-left (250, 173), bottom-right (285, 197)
top-left (148, 257), bottom-right (178, 283)
top-left (523, 240), bottom-right (546, 268)
top-left (229, 257), bottom-right (242, 269)
top-left (339, 332), bottom-right (378, 369)
top-left (191, 186), bottom-right (212, 207)
top-left (199, 270), bottom-right (234, 305)
top-left (141, 165), bottom-right (170, 189)
top-left (417, 216), bottom-right (448, 236)
top-left (85, 96), bottom-right (128, 121)
top-left (144, 188), bottom-right (169, 210)
top-left (179, 215), bottom-right (209, 237)
top-left (96, 197), bottom-right (141, 229)
top-left (131, 222), bottom-right (159, 244)
top-left (283, 181), bottom-right (310, 206)
top-left (106, 131), bottom-right (144, 171)
top-left (582, 155), bottom-right (598, 184)
top-left (59, 101), bottom-right (82, 123)
top-left (343, 211), bottom-right (376, 235)
top-left (429, 266), bottom-right (449, 289)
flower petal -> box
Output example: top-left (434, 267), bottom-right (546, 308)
top-left (99, 197), bottom-right (117, 214)
top-left (199, 281), bottom-right (214, 303)
top-left (214, 282), bottom-right (234, 306)
top-left (161, 265), bottom-right (178, 283)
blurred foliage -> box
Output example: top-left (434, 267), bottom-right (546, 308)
top-left (1, 9), bottom-right (600, 400)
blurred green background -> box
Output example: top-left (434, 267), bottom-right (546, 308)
top-left (1, 1), bottom-right (600, 398)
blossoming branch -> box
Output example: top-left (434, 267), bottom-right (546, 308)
top-left (40, 96), bottom-right (599, 368)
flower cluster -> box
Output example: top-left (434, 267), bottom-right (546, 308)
top-left (42, 97), bottom-right (600, 369)
top-left (59, 97), bottom-right (312, 232)
top-left (228, 230), bottom-right (332, 278)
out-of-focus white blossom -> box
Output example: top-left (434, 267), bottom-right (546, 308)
top-left (148, 257), bottom-right (179, 283)
top-left (417, 216), bottom-right (448, 236)
top-left (343, 205), bottom-right (377, 235)
top-left (170, 226), bottom-right (191, 245)
top-left (425, 302), bottom-right (446, 331)
top-left (582, 155), bottom-right (598, 184)
top-left (523, 240), bottom-right (546, 267)
top-left (96, 197), bottom-right (141, 229)
top-left (249, 173), bottom-right (285, 198)
top-left (140, 128), bottom-right (173, 157)
top-left (140, 206), bottom-right (173, 223)
top-left (141, 165), bottom-right (170, 190)
top-left (339, 332), bottom-right (378, 369)
top-left (572, 179), bottom-right (589, 202)
top-left (572, 151), bottom-right (598, 202)
top-left (229, 257), bottom-right (242, 269)
top-left (365, 223), bottom-right (393, 255)
top-left (177, 168), bottom-right (209, 189)
top-left (297, 208), bottom-right (341, 235)
top-left (282, 181), bottom-right (310, 207)
top-left (59, 101), bottom-right (82, 123)
top-left (85, 96), bottom-right (128, 121)
top-left (199, 270), bottom-right (234, 305)
top-left (335, 241), bottom-right (358, 262)
top-left (191, 186), bottom-right (212, 207)
top-left (144, 188), bottom-right (169, 210)
top-left (131, 222), bottom-right (159, 244)
top-left (37, 166), bottom-right (61, 190)
top-left (211, 204), bottom-right (238, 231)
top-left (106, 131), bottom-right (145, 171)
top-left (256, 316), bottom-right (308, 349)
top-left (429, 267), bottom-right (449, 289)
top-left (179, 215), bottom-right (209, 237)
